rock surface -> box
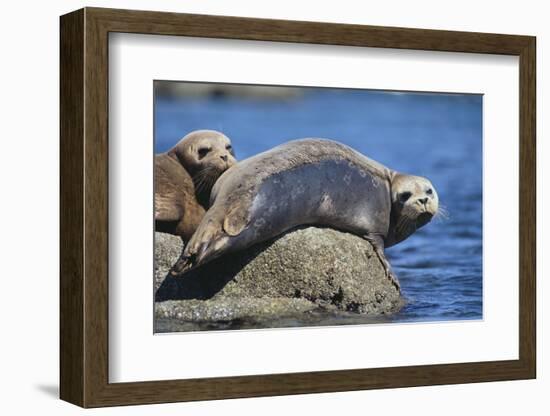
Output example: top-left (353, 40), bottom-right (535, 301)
top-left (154, 227), bottom-right (402, 327)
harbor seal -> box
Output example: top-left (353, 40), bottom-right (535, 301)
top-left (155, 130), bottom-right (236, 241)
top-left (171, 138), bottom-right (439, 289)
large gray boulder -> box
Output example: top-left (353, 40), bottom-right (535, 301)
top-left (154, 227), bottom-right (402, 329)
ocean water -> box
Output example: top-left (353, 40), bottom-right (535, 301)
top-left (155, 86), bottom-right (483, 324)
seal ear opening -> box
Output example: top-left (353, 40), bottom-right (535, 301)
top-left (222, 205), bottom-right (249, 237)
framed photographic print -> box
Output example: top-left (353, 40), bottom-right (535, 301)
top-left (60, 7), bottom-right (536, 408)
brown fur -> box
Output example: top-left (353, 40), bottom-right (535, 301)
top-left (154, 153), bottom-right (206, 241)
top-left (154, 130), bottom-right (236, 241)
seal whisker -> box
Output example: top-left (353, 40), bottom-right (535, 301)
top-left (396, 217), bottom-right (409, 236)
top-left (435, 204), bottom-right (450, 221)
top-left (402, 218), bottom-right (412, 235)
top-left (194, 177), bottom-right (206, 194)
top-left (195, 170), bottom-right (216, 195)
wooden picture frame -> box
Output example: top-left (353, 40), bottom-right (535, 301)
top-left (60, 7), bottom-right (536, 408)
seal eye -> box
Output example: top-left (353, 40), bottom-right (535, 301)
top-left (399, 192), bottom-right (412, 203)
top-left (426, 188), bottom-right (433, 195)
top-left (197, 147), bottom-right (210, 159)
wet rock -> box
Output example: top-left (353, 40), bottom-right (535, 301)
top-left (156, 298), bottom-right (316, 322)
top-left (154, 227), bottom-right (403, 326)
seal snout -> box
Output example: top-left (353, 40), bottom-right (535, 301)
top-left (417, 197), bottom-right (429, 206)
top-left (415, 211), bottom-right (434, 229)
top-left (416, 185), bottom-right (438, 218)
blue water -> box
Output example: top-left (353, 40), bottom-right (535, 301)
top-left (155, 86), bottom-right (483, 323)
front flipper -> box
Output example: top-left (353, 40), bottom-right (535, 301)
top-left (363, 234), bottom-right (400, 292)
top-left (170, 214), bottom-right (231, 277)
top-left (223, 204), bottom-right (250, 237)
top-left (170, 200), bottom-right (251, 277)
top-left (170, 248), bottom-right (197, 276)
top-left (171, 224), bottom-right (215, 275)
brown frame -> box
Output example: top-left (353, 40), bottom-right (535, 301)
top-left (60, 7), bottom-right (536, 408)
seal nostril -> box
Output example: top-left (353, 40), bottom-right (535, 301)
top-left (220, 154), bottom-right (228, 162)
top-left (419, 197), bottom-right (428, 205)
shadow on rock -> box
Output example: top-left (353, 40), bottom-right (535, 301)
top-left (155, 245), bottom-right (267, 301)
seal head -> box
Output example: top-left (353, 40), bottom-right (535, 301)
top-left (169, 130), bottom-right (237, 207)
top-left (155, 130), bottom-right (236, 240)
top-left (386, 173), bottom-right (439, 247)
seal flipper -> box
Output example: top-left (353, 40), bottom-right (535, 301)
top-left (363, 234), bottom-right (400, 292)
top-left (170, 201), bottom-right (250, 277)
top-left (170, 238), bottom-right (216, 276)
top-left (170, 212), bottom-right (232, 276)
top-left (170, 251), bottom-right (194, 275)
top-left (222, 204), bottom-right (250, 237)
top-left (170, 237), bottom-right (219, 275)
top-left (171, 230), bottom-right (214, 276)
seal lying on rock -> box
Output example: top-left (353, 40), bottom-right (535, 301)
top-left (171, 138), bottom-right (439, 289)
top-left (155, 130), bottom-right (236, 240)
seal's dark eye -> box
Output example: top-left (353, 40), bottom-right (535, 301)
top-left (426, 188), bottom-right (433, 195)
top-left (226, 144), bottom-right (232, 151)
top-left (197, 147), bottom-right (210, 159)
top-left (399, 192), bottom-right (412, 203)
